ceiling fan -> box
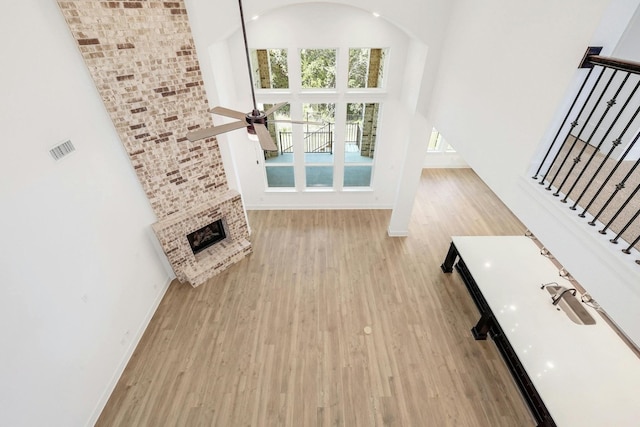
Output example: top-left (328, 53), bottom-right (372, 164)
top-left (186, 0), bottom-right (314, 151)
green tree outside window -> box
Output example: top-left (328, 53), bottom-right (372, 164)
top-left (300, 49), bottom-right (336, 89)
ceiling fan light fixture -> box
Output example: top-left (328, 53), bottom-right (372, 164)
top-left (246, 122), bottom-right (258, 137)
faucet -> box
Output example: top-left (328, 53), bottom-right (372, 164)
top-left (540, 282), bottom-right (558, 290)
top-left (552, 287), bottom-right (577, 305)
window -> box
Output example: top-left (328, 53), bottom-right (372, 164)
top-left (427, 128), bottom-right (455, 153)
top-left (300, 49), bottom-right (337, 89)
top-left (303, 103), bottom-right (335, 188)
top-left (348, 48), bottom-right (386, 89)
top-left (253, 47), bottom-right (388, 191)
top-left (250, 49), bottom-right (289, 89)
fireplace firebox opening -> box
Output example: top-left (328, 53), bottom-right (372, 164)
top-left (187, 219), bottom-right (227, 255)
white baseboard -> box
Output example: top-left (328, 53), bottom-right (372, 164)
top-left (387, 227), bottom-right (409, 237)
top-left (423, 153), bottom-right (469, 169)
top-left (245, 203), bottom-right (394, 210)
top-left (85, 275), bottom-right (173, 427)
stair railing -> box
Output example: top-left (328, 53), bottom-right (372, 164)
top-left (533, 48), bottom-right (640, 262)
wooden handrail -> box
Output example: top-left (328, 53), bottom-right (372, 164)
top-left (587, 55), bottom-right (640, 74)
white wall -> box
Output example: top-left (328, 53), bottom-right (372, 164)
top-left (428, 0), bottom-right (640, 345)
top-left (0, 2), bottom-right (172, 426)
top-left (607, 2), bottom-right (640, 161)
top-left (423, 152), bottom-right (468, 168)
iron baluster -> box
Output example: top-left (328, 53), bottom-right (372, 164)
top-left (560, 71), bottom-right (629, 203)
top-left (533, 67), bottom-right (594, 180)
top-left (544, 67), bottom-right (606, 191)
top-left (579, 131), bottom-right (640, 218)
top-left (605, 181), bottom-right (640, 241)
top-left (569, 78), bottom-right (640, 210)
top-left (552, 68), bottom-right (617, 197)
top-left (587, 157), bottom-right (640, 226)
top-left (622, 233), bottom-right (640, 255)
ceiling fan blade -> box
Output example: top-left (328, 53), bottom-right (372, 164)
top-left (253, 123), bottom-right (278, 151)
top-left (209, 106), bottom-right (247, 121)
top-left (271, 120), bottom-right (324, 125)
top-left (264, 102), bottom-right (287, 116)
top-left (186, 120), bottom-right (249, 142)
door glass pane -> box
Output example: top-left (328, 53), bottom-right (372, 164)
top-left (306, 166), bottom-right (333, 187)
top-left (266, 166), bottom-right (295, 187)
top-left (262, 103), bottom-right (294, 187)
top-left (251, 49), bottom-right (289, 89)
top-left (345, 103), bottom-right (377, 163)
top-left (261, 102), bottom-right (292, 158)
top-left (344, 166), bottom-right (372, 187)
top-left (303, 103), bottom-right (334, 188)
top-left (348, 48), bottom-right (386, 88)
top-left (303, 103), bottom-right (335, 161)
top-left (344, 102), bottom-right (378, 187)
top-left (300, 49), bottom-right (337, 89)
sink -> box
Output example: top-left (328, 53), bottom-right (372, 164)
top-left (543, 285), bottom-right (596, 325)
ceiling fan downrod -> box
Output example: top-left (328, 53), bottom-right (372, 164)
top-left (238, 0), bottom-right (259, 116)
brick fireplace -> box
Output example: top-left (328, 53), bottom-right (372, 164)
top-left (152, 190), bottom-right (250, 287)
top-left (57, 0), bottom-right (251, 286)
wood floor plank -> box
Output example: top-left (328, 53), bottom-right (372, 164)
top-left (96, 168), bottom-right (534, 426)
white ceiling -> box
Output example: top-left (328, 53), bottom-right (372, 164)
top-left (185, 0), bottom-right (451, 44)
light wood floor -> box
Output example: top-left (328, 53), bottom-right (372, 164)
top-left (97, 168), bottom-right (534, 426)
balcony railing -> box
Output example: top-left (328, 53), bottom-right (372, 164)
top-left (533, 49), bottom-right (640, 262)
top-left (278, 122), bottom-right (362, 154)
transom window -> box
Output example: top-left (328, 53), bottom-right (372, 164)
top-left (250, 49), bottom-right (289, 89)
top-left (348, 48), bottom-right (386, 89)
top-left (300, 49), bottom-right (336, 89)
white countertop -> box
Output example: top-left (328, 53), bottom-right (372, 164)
top-left (451, 236), bottom-right (640, 427)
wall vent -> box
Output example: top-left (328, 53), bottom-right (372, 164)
top-left (49, 140), bottom-right (75, 161)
